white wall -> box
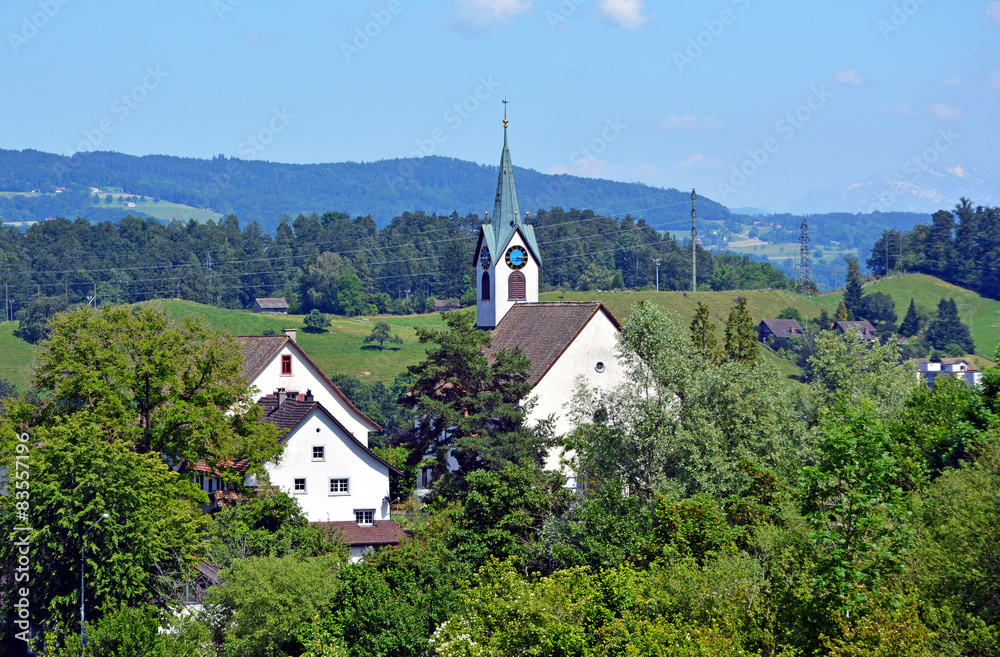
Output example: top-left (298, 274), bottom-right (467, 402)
top-left (525, 313), bottom-right (626, 473)
top-left (266, 408), bottom-right (391, 523)
top-left (250, 343), bottom-right (374, 445)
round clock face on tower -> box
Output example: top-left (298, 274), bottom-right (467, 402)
top-left (505, 245), bottom-right (528, 270)
top-left (480, 247), bottom-right (491, 270)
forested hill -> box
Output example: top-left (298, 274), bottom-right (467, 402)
top-left (0, 149), bottom-right (730, 231)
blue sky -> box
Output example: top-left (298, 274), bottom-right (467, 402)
top-left (2, 0), bottom-right (998, 211)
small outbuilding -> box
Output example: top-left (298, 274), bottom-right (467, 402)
top-left (252, 297), bottom-right (290, 314)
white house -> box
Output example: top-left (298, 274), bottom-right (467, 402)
top-left (255, 389), bottom-right (401, 524)
top-left (237, 330), bottom-right (380, 445)
top-left (193, 331), bottom-right (404, 560)
top-left (915, 357), bottom-right (982, 387)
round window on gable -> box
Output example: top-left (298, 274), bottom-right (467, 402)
top-left (595, 361), bottom-right (606, 373)
top-left (316, 428), bottom-right (321, 433)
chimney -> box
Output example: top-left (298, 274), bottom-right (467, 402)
top-left (282, 327), bottom-right (297, 343)
top-left (276, 387), bottom-right (286, 406)
top-left (304, 389), bottom-right (314, 402)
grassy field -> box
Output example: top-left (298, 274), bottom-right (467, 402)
top-left (145, 300), bottom-right (446, 384)
top-left (99, 199), bottom-right (223, 223)
top-left (0, 321), bottom-right (37, 390)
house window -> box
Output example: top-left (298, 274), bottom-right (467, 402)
top-left (281, 354), bottom-right (292, 375)
top-left (312, 446), bottom-right (325, 461)
top-left (293, 478), bottom-right (306, 494)
top-left (329, 478), bottom-right (350, 495)
top-left (481, 272), bottom-right (490, 300)
top-left (355, 509), bottom-right (374, 525)
top-left (508, 271), bottom-right (526, 300)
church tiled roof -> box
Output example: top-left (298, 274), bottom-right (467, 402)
top-left (485, 302), bottom-right (622, 386)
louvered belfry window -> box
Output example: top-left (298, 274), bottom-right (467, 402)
top-left (508, 271), bottom-right (526, 300)
top-left (482, 272), bottom-right (490, 300)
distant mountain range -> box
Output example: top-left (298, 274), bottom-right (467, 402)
top-left (0, 149), bottom-right (731, 232)
top-left (790, 160), bottom-right (999, 215)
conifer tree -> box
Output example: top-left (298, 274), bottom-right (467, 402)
top-left (689, 301), bottom-right (721, 364)
top-left (843, 256), bottom-right (864, 320)
top-left (836, 300), bottom-right (849, 322)
top-left (899, 298), bottom-right (920, 337)
top-left (927, 297), bottom-right (974, 354)
top-left (724, 298), bottom-right (759, 366)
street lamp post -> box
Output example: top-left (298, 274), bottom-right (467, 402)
top-left (80, 513), bottom-right (109, 650)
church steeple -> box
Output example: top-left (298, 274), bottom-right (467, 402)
top-left (475, 109), bottom-right (542, 329)
top-left (491, 102), bottom-right (522, 244)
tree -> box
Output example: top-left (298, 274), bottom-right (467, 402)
top-left (777, 306), bottom-right (803, 323)
top-left (332, 269), bottom-right (369, 316)
top-left (843, 255), bottom-right (864, 320)
top-left (363, 320), bottom-right (403, 350)
top-left (835, 300), bottom-right (849, 322)
top-left (899, 298), bottom-right (920, 337)
top-left (32, 305), bottom-right (282, 481)
top-left (207, 487), bottom-right (342, 570)
top-left (689, 301), bottom-right (721, 364)
top-left (926, 298), bottom-right (974, 354)
top-left (800, 401), bottom-right (910, 618)
top-left (303, 308), bottom-right (331, 333)
top-left (0, 414), bottom-right (208, 633)
top-left (398, 311), bottom-right (548, 496)
top-left (723, 297), bottom-right (759, 366)
top-left (867, 228), bottom-right (903, 276)
top-left (12, 295), bottom-right (69, 344)
top-left (860, 291), bottom-right (897, 328)
top-left (204, 554), bottom-right (343, 657)
top-left (808, 329), bottom-right (913, 420)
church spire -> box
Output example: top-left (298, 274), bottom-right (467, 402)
top-left (492, 100), bottom-right (522, 240)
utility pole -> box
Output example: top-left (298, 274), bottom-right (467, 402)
top-left (691, 189), bottom-right (697, 293)
top-left (798, 217), bottom-right (811, 294)
top-left (4, 283), bottom-right (7, 322)
top-left (653, 259), bottom-right (661, 292)
top-left (833, 264), bottom-right (838, 290)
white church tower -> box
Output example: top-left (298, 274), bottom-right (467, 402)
top-left (475, 111), bottom-right (542, 329)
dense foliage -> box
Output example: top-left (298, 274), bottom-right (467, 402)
top-left (4, 282), bottom-right (1000, 655)
top-left (0, 209), bottom-right (802, 332)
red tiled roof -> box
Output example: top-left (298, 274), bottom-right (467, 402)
top-left (313, 520), bottom-right (406, 547)
top-left (485, 302), bottom-right (622, 386)
top-left (236, 336), bottom-right (382, 433)
top-left (190, 459), bottom-right (250, 473)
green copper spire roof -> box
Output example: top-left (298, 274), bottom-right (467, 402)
top-left (475, 120), bottom-right (541, 266)
top-left (491, 126), bottom-right (522, 241)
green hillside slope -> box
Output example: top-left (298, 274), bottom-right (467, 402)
top-left (2, 274), bottom-right (996, 393)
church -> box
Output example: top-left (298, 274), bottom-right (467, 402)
top-left (472, 116), bottom-right (628, 484)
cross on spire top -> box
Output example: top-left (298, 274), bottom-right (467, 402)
top-left (502, 98), bottom-right (508, 129)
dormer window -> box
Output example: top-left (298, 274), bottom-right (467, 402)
top-left (281, 354), bottom-right (292, 375)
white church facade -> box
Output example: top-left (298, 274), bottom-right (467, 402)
top-left (473, 118), bottom-right (628, 483)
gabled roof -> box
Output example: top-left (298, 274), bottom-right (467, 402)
top-left (237, 336), bottom-right (382, 433)
top-left (313, 520), bottom-right (406, 547)
top-left (914, 357), bottom-right (978, 371)
top-left (253, 297), bottom-right (289, 309)
top-left (474, 127), bottom-right (542, 265)
top-left (257, 395), bottom-right (402, 476)
top-left (834, 320), bottom-right (877, 333)
top-left (758, 319), bottom-right (803, 335)
top-left (485, 302), bottom-right (622, 387)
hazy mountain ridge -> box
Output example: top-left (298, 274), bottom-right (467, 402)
top-left (0, 149), bottom-right (731, 232)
